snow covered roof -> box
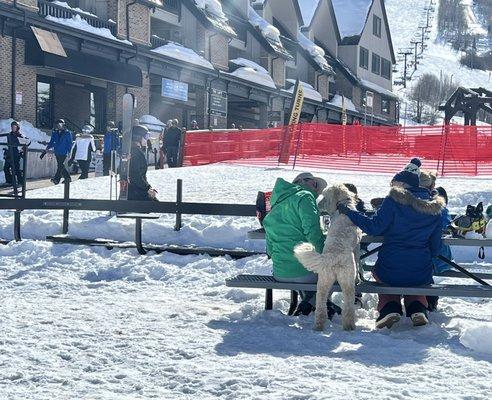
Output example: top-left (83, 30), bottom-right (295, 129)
top-left (286, 79), bottom-right (323, 102)
top-left (193, 0), bottom-right (236, 37)
top-left (297, 0), bottom-right (320, 27)
top-left (297, 32), bottom-right (334, 74)
top-left (45, 14), bottom-right (131, 45)
top-left (247, 5), bottom-right (292, 59)
top-left (331, 0), bottom-right (373, 40)
top-left (229, 58), bottom-right (277, 89)
top-left (329, 94), bottom-right (357, 112)
top-left (151, 42), bottom-right (214, 70)
top-left (360, 79), bottom-right (399, 100)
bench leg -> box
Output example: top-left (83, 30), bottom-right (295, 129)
top-left (287, 290), bottom-right (298, 316)
top-left (265, 289), bottom-right (273, 310)
top-left (14, 211), bottom-right (21, 242)
top-left (135, 217), bottom-right (146, 255)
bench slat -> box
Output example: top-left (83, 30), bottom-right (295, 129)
top-left (117, 213), bottom-right (161, 219)
top-left (225, 275), bottom-right (492, 298)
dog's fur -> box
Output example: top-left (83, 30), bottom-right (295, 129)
top-left (294, 184), bottom-right (362, 331)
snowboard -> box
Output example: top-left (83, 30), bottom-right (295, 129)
top-left (118, 93), bottom-right (134, 200)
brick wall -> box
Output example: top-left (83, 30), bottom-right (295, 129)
top-left (0, 36), bottom-right (37, 123)
top-left (0, 0), bottom-right (38, 11)
top-left (271, 57), bottom-right (285, 88)
top-left (197, 25), bottom-right (229, 70)
top-left (316, 73), bottom-right (330, 100)
top-left (116, 1), bottom-right (150, 45)
top-left (54, 84), bottom-right (91, 128)
top-left (113, 72), bottom-right (150, 122)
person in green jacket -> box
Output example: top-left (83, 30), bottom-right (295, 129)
top-left (264, 172), bottom-right (338, 317)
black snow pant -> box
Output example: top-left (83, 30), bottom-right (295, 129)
top-left (166, 146), bottom-right (179, 168)
top-left (103, 152), bottom-right (112, 176)
top-left (53, 155), bottom-right (71, 183)
top-left (3, 159), bottom-right (23, 186)
top-left (78, 160), bottom-right (90, 179)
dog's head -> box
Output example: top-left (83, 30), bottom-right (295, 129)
top-left (317, 184), bottom-right (356, 215)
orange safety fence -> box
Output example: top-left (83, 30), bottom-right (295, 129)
top-left (181, 124), bottom-right (492, 176)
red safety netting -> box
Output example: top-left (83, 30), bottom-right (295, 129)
top-left (181, 124), bottom-right (492, 176)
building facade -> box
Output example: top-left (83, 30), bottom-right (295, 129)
top-left (0, 0), bottom-right (399, 135)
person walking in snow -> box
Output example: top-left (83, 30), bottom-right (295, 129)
top-left (128, 125), bottom-right (157, 201)
top-left (164, 119), bottom-right (182, 168)
top-left (69, 125), bottom-right (96, 180)
top-left (2, 120), bottom-right (25, 186)
top-left (338, 158), bottom-right (445, 329)
top-left (45, 119), bottom-right (74, 185)
top-left (103, 121), bottom-right (120, 176)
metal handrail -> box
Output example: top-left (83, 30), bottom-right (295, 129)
top-left (38, 0), bottom-right (117, 36)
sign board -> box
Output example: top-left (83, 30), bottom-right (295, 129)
top-left (15, 91), bottom-right (22, 105)
top-left (31, 26), bottom-right (67, 57)
top-left (288, 80), bottom-right (305, 125)
top-left (93, 151), bottom-right (104, 177)
top-left (341, 95), bottom-right (347, 125)
top-left (162, 78), bottom-right (188, 102)
top-left (210, 88), bottom-right (227, 117)
top-left (366, 91), bottom-right (374, 108)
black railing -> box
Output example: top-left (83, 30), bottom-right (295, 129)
top-left (151, 34), bottom-right (169, 49)
top-left (38, 0), bottom-right (117, 36)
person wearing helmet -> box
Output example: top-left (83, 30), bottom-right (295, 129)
top-left (45, 119), bottom-right (74, 184)
top-left (103, 121), bottom-right (120, 176)
top-left (2, 120), bottom-right (25, 186)
top-left (128, 125), bottom-right (157, 201)
top-left (69, 125), bottom-right (96, 180)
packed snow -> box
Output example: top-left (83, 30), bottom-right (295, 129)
top-left (331, 0), bottom-right (373, 39)
top-left (45, 14), bottom-right (131, 45)
top-left (286, 79), bottom-right (323, 102)
top-left (151, 42), bottom-right (214, 70)
top-left (298, 0), bottom-right (320, 27)
top-left (194, 0), bottom-right (227, 20)
top-left (329, 94), bottom-right (358, 112)
top-left (248, 5), bottom-right (282, 44)
top-left (0, 119), bottom-right (50, 150)
top-left (229, 58), bottom-right (277, 88)
top-left (298, 31), bottom-right (332, 72)
top-left (461, 0), bottom-right (488, 37)
top-left (51, 1), bottom-right (98, 17)
top-left (0, 164), bottom-right (491, 399)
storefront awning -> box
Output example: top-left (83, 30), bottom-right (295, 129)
top-left (31, 27), bottom-right (67, 57)
top-left (26, 44), bottom-right (142, 87)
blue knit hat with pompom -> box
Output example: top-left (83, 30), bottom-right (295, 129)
top-left (392, 158), bottom-right (422, 188)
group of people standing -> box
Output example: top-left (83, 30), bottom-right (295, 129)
top-left (1, 120), bottom-right (26, 187)
top-left (264, 158), bottom-right (450, 329)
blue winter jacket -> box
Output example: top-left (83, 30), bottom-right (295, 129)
top-left (47, 129), bottom-right (74, 156)
top-left (433, 207), bottom-right (453, 273)
top-left (103, 131), bottom-right (120, 154)
top-left (345, 186), bottom-right (445, 286)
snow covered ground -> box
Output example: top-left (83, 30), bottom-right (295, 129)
top-left (0, 164), bottom-right (491, 399)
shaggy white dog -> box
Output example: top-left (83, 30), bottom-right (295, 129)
top-left (294, 184), bottom-right (362, 331)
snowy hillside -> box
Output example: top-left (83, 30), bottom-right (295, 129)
top-left (0, 165), bottom-right (491, 399)
top-left (386, 0), bottom-right (491, 123)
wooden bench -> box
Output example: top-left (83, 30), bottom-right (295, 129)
top-left (116, 213), bottom-right (161, 254)
top-left (226, 274), bottom-right (492, 315)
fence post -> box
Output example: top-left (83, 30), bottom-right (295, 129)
top-left (174, 179), bottom-right (182, 231)
top-left (291, 124), bottom-right (303, 170)
top-left (62, 179), bottom-right (70, 234)
top-left (13, 210), bottom-right (21, 241)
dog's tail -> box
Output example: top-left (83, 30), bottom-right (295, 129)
top-left (294, 242), bottom-right (327, 273)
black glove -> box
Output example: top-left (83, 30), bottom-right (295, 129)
top-left (40, 150), bottom-right (47, 160)
top-left (337, 202), bottom-right (351, 215)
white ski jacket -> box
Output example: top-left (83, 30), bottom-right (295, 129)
top-left (71, 133), bottom-right (96, 161)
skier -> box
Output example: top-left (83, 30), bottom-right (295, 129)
top-left (128, 125), bottom-right (157, 201)
top-left (44, 119), bottom-right (74, 185)
top-left (69, 125), bottom-right (96, 180)
top-left (103, 121), bottom-right (120, 176)
top-left (2, 120), bottom-right (25, 186)
top-left (164, 119), bottom-right (182, 168)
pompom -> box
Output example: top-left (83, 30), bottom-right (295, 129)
top-left (410, 157), bottom-right (422, 167)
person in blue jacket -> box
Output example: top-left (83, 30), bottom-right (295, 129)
top-left (45, 119), bottom-right (74, 185)
top-left (338, 158), bottom-right (445, 329)
top-left (103, 121), bottom-right (120, 176)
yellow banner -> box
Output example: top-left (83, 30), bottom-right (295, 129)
top-left (288, 80), bottom-right (305, 125)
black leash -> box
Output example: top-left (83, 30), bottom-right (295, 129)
top-left (437, 255), bottom-right (490, 287)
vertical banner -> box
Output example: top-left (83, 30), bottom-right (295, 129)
top-left (278, 80), bottom-right (305, 164)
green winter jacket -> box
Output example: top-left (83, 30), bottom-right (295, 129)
top-left (263, 178), bottom-right (325, 278)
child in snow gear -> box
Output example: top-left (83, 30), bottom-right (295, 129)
top-left (103, 121), bottom-right (120, 176)
top-left (128, 125), bottom-right (157, 201)
top-left (69, 125), bottom-right (96, 180)
top-left (338, 158), bottom-right (445, 329)
top-left (2, 121), bottom-right (25, 187)
top-left (45, 119), bottom-right (74, 185)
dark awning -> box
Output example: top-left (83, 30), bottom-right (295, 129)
top-left (26, 44), bottom-right (142, 87)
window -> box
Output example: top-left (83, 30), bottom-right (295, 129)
top-left (373, 15), bottom-right (381, 38)
top-left (382, 98), bottom-right (390, 114)
top-left (371, 53), bottom-right (381, 75)
top-left (361, 91), bottom-right (366, 107)
top-left (36, 78), bottom-right (54, 129)
top-left (359, 47), bottom-right (369, 69)
top-left (381, 58), bottom-right (391, 79)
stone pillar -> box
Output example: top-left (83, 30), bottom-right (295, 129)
top-left (114, 0), bottom-right (151, 45)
